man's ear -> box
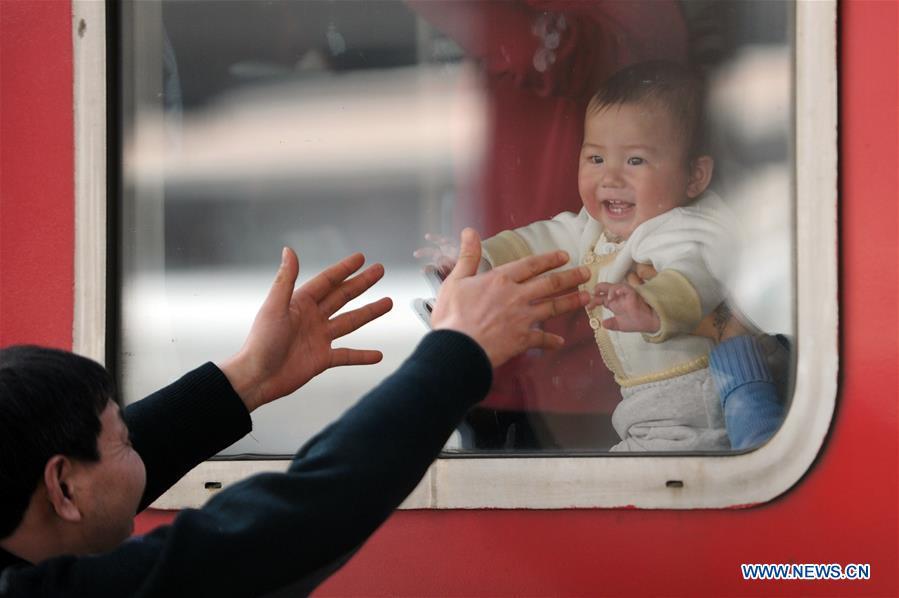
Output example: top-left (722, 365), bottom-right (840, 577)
top-left (686, 155), bottom-right (714, 199)
top-left (44, 455), bottom-right (83, 523)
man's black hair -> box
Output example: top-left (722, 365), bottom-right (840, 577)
top-left (0, 345), bottom-right (114, 539)
top-left (589, 60), bottom-right (708, 161)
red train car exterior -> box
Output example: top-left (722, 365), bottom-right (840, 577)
top-left (1, 1), bottom-right (896, 596)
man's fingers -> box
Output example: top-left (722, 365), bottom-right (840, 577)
top-left (500, 250), bottom-right (570, 283)
top-left (327, 297), bottom-right (393, 339)
top-left (329, 348), bottom-right (384, 367)
top-left (319, 263), bottom-right (386, 316)
top-left (446, 228), bottom-right (482, 280)
top-left (532, 291), bottom-right (590, 322)
top-left (299, 253), bottom-right (366, 302)
top-left (522, 266), bottom-right (589, 301)
top-left (260, 247), bottom-right (300, 313)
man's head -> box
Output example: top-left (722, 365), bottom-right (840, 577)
top-left (0, 346), bottom-right (145, 556)
top-left (578, 60), bottom-right (714, 241)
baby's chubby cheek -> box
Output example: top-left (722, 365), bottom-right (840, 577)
top-left (577, 185), bottom-right (599, 216)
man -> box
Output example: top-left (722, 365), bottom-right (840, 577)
top-left (0, 229), bottom-right (590, 596)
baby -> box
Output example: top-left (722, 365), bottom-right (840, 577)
top-left (478, 61), bottom-right (739, 451)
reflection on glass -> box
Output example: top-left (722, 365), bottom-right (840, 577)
top-left (118, 1), bottom-right (794, 456)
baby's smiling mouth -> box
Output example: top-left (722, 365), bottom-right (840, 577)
top-left (601, 199), bottom-right (635, 216)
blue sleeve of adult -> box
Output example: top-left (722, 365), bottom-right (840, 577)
top-left (709, 336), bottom-right (785, 450)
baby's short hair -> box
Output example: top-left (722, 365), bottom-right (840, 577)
top-left (589, 60), bottom-right (707, 161)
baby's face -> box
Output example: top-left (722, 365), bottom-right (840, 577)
top-left (578, 101), bottom-right (694, 241)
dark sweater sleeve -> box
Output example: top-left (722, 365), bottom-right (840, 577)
top-left (0, 331), bottom-right (491, 597)
top-left (124, 362), bottom-right (252, 510)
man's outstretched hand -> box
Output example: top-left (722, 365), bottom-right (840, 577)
top-left (431, 228), bottom-right (590, 368)
top-left (219, 248), bottom-right (393, 412)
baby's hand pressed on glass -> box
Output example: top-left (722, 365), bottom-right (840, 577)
top-left (413, 233), bottom-right (460, 277)
top-left (594, 282), bottom-right (660, 333)
top-left (414, 232), bottom-right (491, 277)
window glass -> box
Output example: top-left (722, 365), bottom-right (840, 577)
top-left (118, 0), bottom-right (795, 456)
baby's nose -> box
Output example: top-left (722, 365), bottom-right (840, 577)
top-left (600, 168), bottom-right (624, 187)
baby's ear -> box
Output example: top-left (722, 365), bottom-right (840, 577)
top-left (686, 155), bottom-right (714, 198)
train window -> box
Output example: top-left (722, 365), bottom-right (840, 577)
top-left (82, 0), bottom-right (834, 508)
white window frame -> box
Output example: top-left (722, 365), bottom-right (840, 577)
top-left (75, 0), bottom-right (837, 510)
top-left (73, 0), bottom-right (107, 364)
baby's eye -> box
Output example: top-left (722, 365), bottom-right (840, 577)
top-left (589, 155), bottom-right (604, 165)
top-left (627, 157), bottom-right (645, 166)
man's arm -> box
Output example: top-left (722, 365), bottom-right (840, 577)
top-left (124, 364), bottom-right (251, 510)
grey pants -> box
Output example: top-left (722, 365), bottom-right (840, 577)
top-left (610, 367), bottom-right (730, 452)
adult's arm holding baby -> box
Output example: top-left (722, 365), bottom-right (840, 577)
top-left (708, 335), bottom-right (784, 449)
top-left (693, 304), bottom-right (785, 449)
